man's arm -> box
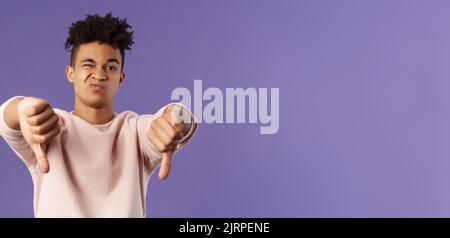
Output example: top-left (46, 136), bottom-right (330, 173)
top-left (3, 97), bottom-right (24, 131)
top-left (1, 96), bottom-right (61, 173)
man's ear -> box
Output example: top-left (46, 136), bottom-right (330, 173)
top-left (119, 71), bottom-right (125, 88)
top-left (66, 65), bottom-right (74, 84)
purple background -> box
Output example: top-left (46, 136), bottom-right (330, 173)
top-left (1, 0), bottom-right (450, 217)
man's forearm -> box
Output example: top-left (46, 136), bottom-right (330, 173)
top-left (4, 97), bottom-right (24, 130)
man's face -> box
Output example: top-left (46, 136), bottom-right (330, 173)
top-left (66, 41), bottom-right (125, 109)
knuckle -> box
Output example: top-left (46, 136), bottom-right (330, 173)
top-left (172, 125), bottom-right (182, 133)
top-left (157, 144), bottom-right (165, 152)
top-left (149, 130), bottom-right (158, 141)
top-left (39, 99), bottom-right (49, 106)
top-left (29, 126), bottom-right (37, 134)
top-left (156, 117), bottom-right (164, 124)
top-left (162, 140), bottom-right (170, 147)
top-left (50, 116), bottom-right (58, 125)
top-left (169, 131), bottom-right (177, 140)
top-left (35, 126), bottom-right (43, 134)
top-left (28, 118), bottom-right (38, 126)
top-left (27, 107), bottom-right (37, 116)
top-left (33, 135), bottom-right (43, 143)
top-left (176, 124), bottom-right (185, 133)
top-left (149, 127), bottom-right (157, 136)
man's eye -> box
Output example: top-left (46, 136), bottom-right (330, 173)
top-left (82, 64), bottom-right (93, 67)
top-left (106, 66), bottom-right (117, 71)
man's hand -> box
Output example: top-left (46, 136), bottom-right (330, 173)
top-left (17, 97), bottom-right (61, 173)
top-left (147, 104), bottom-right (191, 180)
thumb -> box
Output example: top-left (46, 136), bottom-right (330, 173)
top-left (159, 150), bottom-right (173, 180)
top-left (31, 143), bottom-right (49, 173)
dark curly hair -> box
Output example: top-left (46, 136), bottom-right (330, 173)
top-left (65, 13), bottom-right (134, 70)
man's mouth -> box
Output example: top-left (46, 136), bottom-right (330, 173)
top-left (89, 83), bottom-right (106, 92)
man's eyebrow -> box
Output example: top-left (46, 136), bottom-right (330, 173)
top-left (79, 58), bottom-right (120, 65)
top-left (106, 58), bottom-right (120, 65)
top-left (80, 58), bottom-right (95, 64)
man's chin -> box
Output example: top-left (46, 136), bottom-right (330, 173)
top-left (84, 97), bottom-right (108, 109)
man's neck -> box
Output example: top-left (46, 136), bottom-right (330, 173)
top-left (73, 99), bottom-right (115, 125)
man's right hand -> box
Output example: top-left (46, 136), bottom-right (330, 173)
top-left (17, 97), bottom-right (61, 173)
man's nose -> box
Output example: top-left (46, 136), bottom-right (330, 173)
top-left (92, 67), bottom-right (107, 81)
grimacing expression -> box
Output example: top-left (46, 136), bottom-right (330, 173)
top-left (66, 41), bottom-right (125, 109)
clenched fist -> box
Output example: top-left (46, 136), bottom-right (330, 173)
top-left (147, 104), bottom-right (192, 180)
top-left (17, 97), bottom-right (62, 173)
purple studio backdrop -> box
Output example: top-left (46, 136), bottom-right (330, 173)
top-left (1, 0), bottom-right (450, 217)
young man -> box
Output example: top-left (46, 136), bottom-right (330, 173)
top-left (0, 13), bottom-right (197, 218)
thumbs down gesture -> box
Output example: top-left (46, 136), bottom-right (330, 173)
top-left (147, 104), bottom-right (193, 180)
top-left (17, 97), bottom-right (62, 173)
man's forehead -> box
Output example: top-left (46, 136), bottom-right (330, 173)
top-left (76, 42), bottom-right (122, 63)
